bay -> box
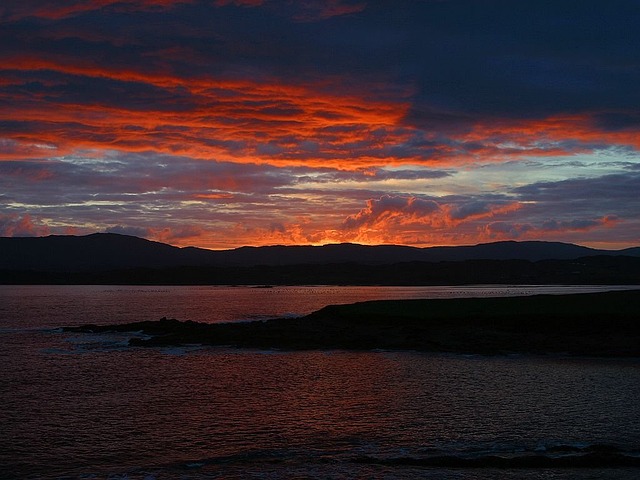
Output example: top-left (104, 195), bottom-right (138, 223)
top-left (1, 285), bottom-right (640, 479)
top-left (1, 284), bottom-right (636, 329)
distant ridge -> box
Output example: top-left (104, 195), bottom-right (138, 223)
top-left (0, 233), bottom-right (215, 271)
top-left (0, 233), bottom-right (638, 272)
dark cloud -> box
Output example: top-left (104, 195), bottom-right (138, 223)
top-left (505, 173), bottom-right (640, 245)
top-left (278, 0), bottom-right (367, 22)
top-left (400, 0), bottom-right (640, 126)
top-left (483, 214), bottom-right (620, 242)
top-left (449, 201), bottom-right (508, 221)
top-left (483, 221), bottom-right (533, 239)
top-left (592, 112), bottom-right (640, 132)
top-left (0, 154), bottom-right (299, 203)
top-left (4, 0), bottom-right (640, 120)
top-left (513, 172), bottom-right (640, 203)
top-left (541, 218), bottom-right (615, 232)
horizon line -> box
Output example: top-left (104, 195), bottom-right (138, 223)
top-left (2, 231), bottom-right (638, 253)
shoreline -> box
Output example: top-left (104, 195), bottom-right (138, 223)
top-left (64, 289), bottom-right (640, 357)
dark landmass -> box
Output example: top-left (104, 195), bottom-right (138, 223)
top-left (4, 256), bottom-right (640, 285)
top-left (3, 233), bottom-right (640, 285)
top-left (2, 232), bottom-right (639, 270)
top-left (0, 233), bottom-right (216, 271)
top-left (64, 290), bottom-right (640, 357)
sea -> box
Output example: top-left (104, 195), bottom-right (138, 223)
top-left (2, 284), bottom-right (640, 480)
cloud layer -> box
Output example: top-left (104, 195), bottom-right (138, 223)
top-left (1, 0), bottom-right (639, 248)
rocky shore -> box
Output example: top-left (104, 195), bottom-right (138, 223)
top-left (64, 289), bottom-right (640, 356)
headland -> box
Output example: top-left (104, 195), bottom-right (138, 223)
top-left (64, 289), bottom-right (640, 357)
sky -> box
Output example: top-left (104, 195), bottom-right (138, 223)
top-left (1, 0), bottom-right (640, 250)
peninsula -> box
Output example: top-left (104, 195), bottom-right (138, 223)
top-left (65, 289), bottom-right (640, 357)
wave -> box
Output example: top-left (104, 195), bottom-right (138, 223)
top-left (352, 444), bottom-right (640, 469)
top-left (21, 444), bottom-right (640, 480)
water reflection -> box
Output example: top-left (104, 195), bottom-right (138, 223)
top-left (2, 284), bottom-right (637, 328)
top-left (2, 285), bottom-right (640, 479)
top-left (6, 339), bottom-right (640, 479)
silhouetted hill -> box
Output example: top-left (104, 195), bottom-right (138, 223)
top-left (0, 233), bottom-right (638, 273)
top-left (621, 246), bottom-right (640, 256)
top-left (0, 233), bottom-right (218, 271)
top-left (203, 241), bottom-right (611, 265)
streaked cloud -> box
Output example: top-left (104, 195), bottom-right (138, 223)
top-left (1, 0), bottom-right (639, 248)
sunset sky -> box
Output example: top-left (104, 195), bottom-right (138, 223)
top-left (2, 0), bottom-right (639, 249)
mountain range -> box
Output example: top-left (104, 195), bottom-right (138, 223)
top-left (1, 233), bottom-right (639, 272)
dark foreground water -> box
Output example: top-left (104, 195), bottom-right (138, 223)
top-left (2, 285), bottom-right (640, 479)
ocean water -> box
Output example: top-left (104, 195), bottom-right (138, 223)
top-left (1, 285), bottom-right (640, 479)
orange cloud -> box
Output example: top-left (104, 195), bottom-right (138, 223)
top-left (461, 115), bottom-right (640, 155)
top-left (4, 59), bottom-right (640, 173)
top-left (444, 202), bottom-right (522, 226)
top-left (194, 193), bottom-right (235, 200)
top-left (0, 213), bottom-right (50, 237)
top-left (343, 195), bottom-right (442, 230)
top-left (2, 0), bottom-right (192, 21)
top-left (337, 195), bottom-right (526, 245)
top-left (149, 225), bottom-right (205, 245)
top-left (1, 59), bottom-right (409, 167)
